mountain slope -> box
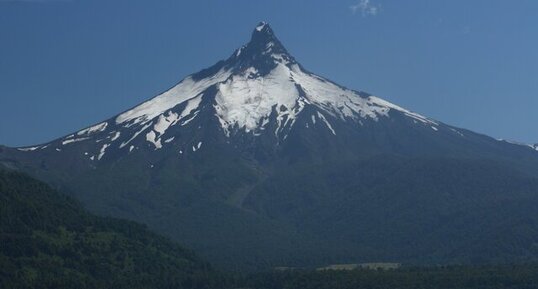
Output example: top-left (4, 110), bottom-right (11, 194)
top-left (0, 170), bottom-right (225, 289)
top-left (2, 22), bottom-right (538, 269)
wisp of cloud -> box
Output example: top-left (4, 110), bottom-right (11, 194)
top-left (350, 0), bottom-right (379, 16)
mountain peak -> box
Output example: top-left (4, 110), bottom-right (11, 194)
top-left (255, 21), bottom-right (270, 32)
top-left (245, 21), bottom-right (286, 55)
top-left (227, 22), bottom-right (295, 75)
top-left (252, 21), bottom-right (273, 39)
top-left (14, 21), bottom-right (438, 155)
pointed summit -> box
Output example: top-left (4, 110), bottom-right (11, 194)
top-left (251, 21), bottom-right (275, 41)
top-left (229, 22), bottom-right (296, 75)
top-left (255, 21), bottom-right (269, 31)
top-left (247, 21), bottom-right (286, 54)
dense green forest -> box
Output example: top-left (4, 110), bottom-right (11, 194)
top-left (242, 265), bottom-right (538, 289)
top-left (0, 170), bottom-right (226, 289)
top-left (3, 169), bottom-right (538, 288)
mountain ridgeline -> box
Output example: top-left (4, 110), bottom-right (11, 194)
top-left (2, 22), bottom-right (538, 270)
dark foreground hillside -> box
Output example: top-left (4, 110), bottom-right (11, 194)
top-left (3, 169), bottom-right (538, 289)
top-left (0, 170), bottom-right (225, 289)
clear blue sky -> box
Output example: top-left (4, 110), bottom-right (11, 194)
top-left (1, 0), bottom-right (537, 147)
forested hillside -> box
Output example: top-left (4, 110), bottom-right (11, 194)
top-left (0, 170), bottom-right (225, 289)
top-left (3, 169), bottom-right (538, 288)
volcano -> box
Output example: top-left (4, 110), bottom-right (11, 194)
top-left (3, 22), bottom-right (538, 270)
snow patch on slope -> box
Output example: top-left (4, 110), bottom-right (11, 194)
top-left (97, 143), bottom-right (109, 160)
top-left (77, 122), bottom-right (108, 136)
top-left (62, 137), bottom-right (90, 145)
top-left (192, 141), bottom-right (202, 152)
top-left (110, 131), bottom-right (121, 141)
top-left (116, 69), bottom-right (230, 125)
top-left (144, 97), bottom-right (204, 149)
top-left (368, 96), bottom-right (437, 126)
top-left (154, 111), bottom-right (180, 135)
top-left (120, 123), bottom-right (152, 148)
top-left (215, 63), bottom-right (302, 136)
top-left (17, 146), bottom-right (40, 152)
top-left (291, 68), bottom-right (388, 121)
top-left (317, 112), bottom-right (336, 135)
top-left (146, 131), bottom-right (161, 149)
top-left (499, 139), bottom-right (538, 152)
top-left (178, 95), bottom-right (202, 125)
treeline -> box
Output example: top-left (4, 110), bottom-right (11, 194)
top-left (241, 265), bottom-right (538, 289)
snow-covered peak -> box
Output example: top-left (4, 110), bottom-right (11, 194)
top-left (114, 22), bottom-right (294, 128)
top-left (94, 22), bottom-right (437, 145)
top-left (21, 22), bottom-right (439, 157)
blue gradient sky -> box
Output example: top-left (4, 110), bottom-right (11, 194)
top-left (1, 0), bottom-right (537, 146)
